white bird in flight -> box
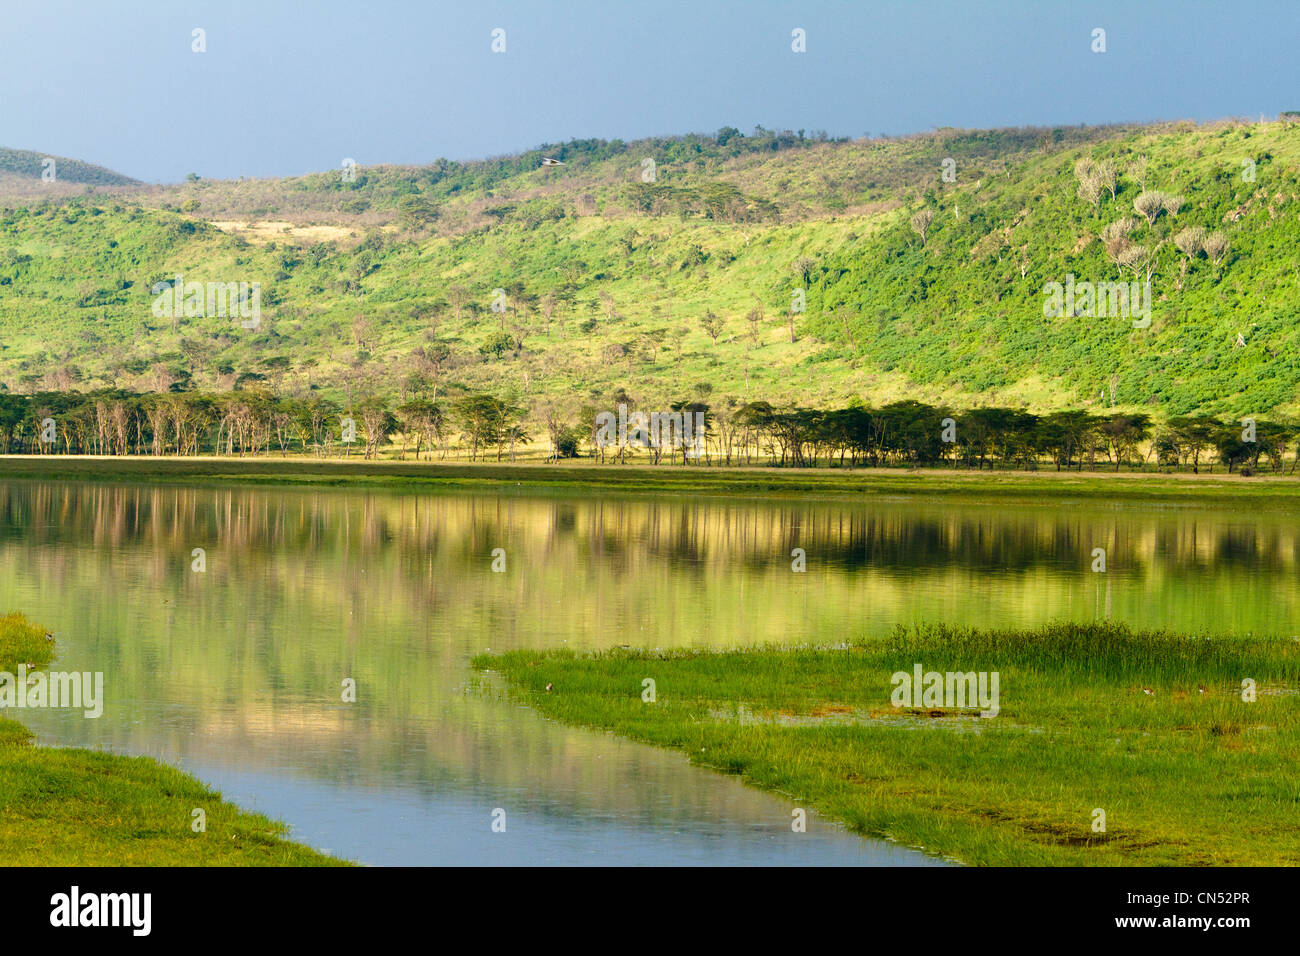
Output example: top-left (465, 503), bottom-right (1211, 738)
top-left (541, 157), bottom-right (566, 166)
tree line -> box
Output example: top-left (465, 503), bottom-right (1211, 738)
top-left (0, 390), bottom-right (1292, 473)
top-left (0, 390), bottom-right (529, 463)
top-left (713, 402), bottom-right (1286, 474)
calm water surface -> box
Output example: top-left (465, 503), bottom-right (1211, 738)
top-left (3, 479), bottom-right (1297, 865)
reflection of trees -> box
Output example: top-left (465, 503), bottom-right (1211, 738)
top-left (6, 483), bottom-right (1299, 579)
top-left (4, 480), bottom-right (1300, 812)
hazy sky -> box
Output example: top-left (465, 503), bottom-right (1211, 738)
top-left (2, 0), bottom-right (1297, 183)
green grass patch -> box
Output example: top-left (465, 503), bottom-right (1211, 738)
top-left (2, 456), bottom-right (1299, 508)
top-left (477, 622), bottom-right (1300, 866)
top-left (0, 611), bottom-right (344, 865)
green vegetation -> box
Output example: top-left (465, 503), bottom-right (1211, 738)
top-left (0, 611), bottom-right (344, 865)
top-left (478, 623), bottom-right (1300, 866)
top-left (3, 455), bottom-right (1299, 505)
top-left (0, 388), bottom-right (1290, 474)
top-left (0, 146), bottom-right (139, 187)
top-left (2, 118), bottom-right (1298, 444)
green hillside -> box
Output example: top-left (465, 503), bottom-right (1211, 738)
top-left (0, 146), bottom-right (139, 186)
top-left (0, 118), bottom-right (1296, 426)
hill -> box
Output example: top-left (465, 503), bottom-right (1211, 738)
top-left (0, 118), bottom-right (1296, 428)
top-left (0, 146), bottom-right (140, 188)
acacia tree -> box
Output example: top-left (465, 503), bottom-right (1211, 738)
top-left (396, 398), bottom-right (443, 460)
top-left (358, 397), bottom-right (392, 459)
top-left (1096, 413), bottom-right (1152, 471)
top-left (453, 394), bottom-right (506, 461)
top-left (598, 291), bottom-right (617, 321)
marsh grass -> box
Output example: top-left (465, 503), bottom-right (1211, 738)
top-left (0, 611), bottom-right (345, 866)
top-left (478, 622), bottom-right (1300, 866)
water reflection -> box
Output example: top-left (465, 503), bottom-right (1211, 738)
top-left (2, 479), bottom-right (1297, 864)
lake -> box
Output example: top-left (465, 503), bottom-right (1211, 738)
top-left (3, 478), bottom-right (1296, 864)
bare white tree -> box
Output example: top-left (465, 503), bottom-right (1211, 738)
top-left (1093, 158), bottom-right (1119, 200)
top-left (1203, 231), bottom-right (1230, 265)
top-left (1128, 156), bottom-right (1149, 193)
top-left (1133, 192), bottom-right (1166, 226)
top-left (911, 208), bottom-right (935, 245)
top-left (1174, 226), bottom-right (1207, 260)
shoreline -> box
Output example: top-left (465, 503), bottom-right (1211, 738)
top-left (0, 613), bottom-right (346, 867)
top-left (478, 623), bottom-right (1300, 867)
top-left (0, 455), bottom-right (1296, 506)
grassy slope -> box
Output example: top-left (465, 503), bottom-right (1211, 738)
top-left (0, 115), bottom-right (1294, 421)
top-left (808, 120), bottom-right (1300, 416)
top-left (0, 611), bottom-right (344, 865)
top-left (478, 623), bottom-right (1300, 866)
top-left (2, 120), bottom-right (1297, 420)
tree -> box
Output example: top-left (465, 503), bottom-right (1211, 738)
top-left (351, 313), bottom-right (372, 351)
top-left (1168, 416), bottom-right (1216, 473)
top-left (1101, 219), bottom-right (1136, 266)
top-left (452, 394), bottom-right (507, 461)
top-left (1116, 243), bottom-right (1151, 279)
top-left (357, 396), bottom-right (393, 460)
top-left (1075, 158), bottom-right (1103, 209)
top-left (910, 208), bottom-right (935, 245)
top-left (1174, 226), bottom-right (1207, 261)
top-left (1256, 421), bottom-right (1294, 473)
top-left (746, 304), bottom-right (764, 348)
top-left (1133, 192), bottom-right (1166, 226)
top-left (397, 195), bottom-right (440, 231)
top-left (395, 398), bottom-right (444, 459)
top-left (1039, 410), bottom-right (1099, 471)
top-left (1096, 413), bottom-right (1151, 471)
top-left (1128, 156), bottom-right (1149, 193)
top-left (700, 310), bottom-right (724, 345)
top-left (1093, 158), bottom-right (1118, 200)
top-left (479, 330), bottom-right (513, 359)
top-left (598, 290), bottom-right (617, 321)
top-left (447, 284), bottom-right (469, 322)
top-left (1203, 231), bottom-right (1230, 265)
top-left (1100, 217), bottom-right (1137, 245)
top-left (1211, 423), bottom-right (1252, 473)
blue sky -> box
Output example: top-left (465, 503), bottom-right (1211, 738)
top-left (2, 0), bottom-right (1297, 182)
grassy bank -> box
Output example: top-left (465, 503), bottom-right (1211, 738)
top-left (0, 612), bottom-right (344, 865)
top-left (2, 455), bottom-right (1299, 506)
top-left (477, 623), bottom-right (1300, 866)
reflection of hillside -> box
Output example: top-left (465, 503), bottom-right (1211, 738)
top-left (3, 478), bottom-right (1300, 816)
top-left (4, 482), bottom-right (1299, 579)
top-left (22, 690), bottom-right (822, 829)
